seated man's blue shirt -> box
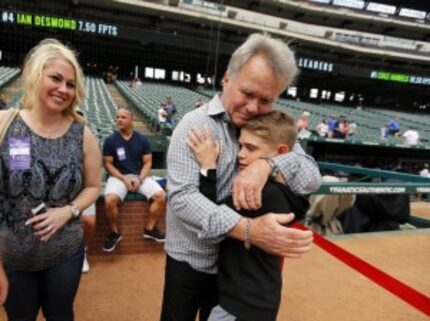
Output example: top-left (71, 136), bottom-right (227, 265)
top-left (103, 131), bottom-right (151, 175)
top-left (389, 120), bottom-right (399, 131)
top-left (327, 119), bottom-right (336, 131)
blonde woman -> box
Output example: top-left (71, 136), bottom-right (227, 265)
top-left (0, 39), bottom-right (101, 320)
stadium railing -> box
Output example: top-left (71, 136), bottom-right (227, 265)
top-left (314, 162), bottom-right (430, 228)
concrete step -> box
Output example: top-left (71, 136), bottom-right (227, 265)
top-left (106, 84), bottom-right (128, 107)
top-left (106, 83), bottom-right (156, 136)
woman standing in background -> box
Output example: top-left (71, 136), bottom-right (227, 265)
top-left (0, 38), bottom-right (101, 321)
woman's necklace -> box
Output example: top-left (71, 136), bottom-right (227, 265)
top-left (32, 119), bottom-right (66, 139)
top-left (36, 124), bottom-right (62, 139)
top-left (22, 110), bottom-right (68, 138)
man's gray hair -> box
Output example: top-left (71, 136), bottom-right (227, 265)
top-left (226, 33), bottom-right (298, 89)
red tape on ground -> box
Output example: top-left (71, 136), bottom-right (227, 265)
top-left (292, 223), bottom-right (430, 317)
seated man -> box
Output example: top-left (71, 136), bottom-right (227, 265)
top-left (158, 104), bottom-right (168, 131)
top-left (164, 96), bottom-right (177, 128)
top-left (296, 110), bottom-right (311, 140)
top-left (332, 115), bottom-right (349, 139)
top-left (380, 124), bottom-right (389, 140)
top-left (316, 118), bottom-right (329, 137)
top-left (187, 110), bottom-right (309, 321)
top-left (388, 117), bottom-right (400, 136)
top-left (102, 106), bottom-right (166, 252)
top-left (402, 126), bottom-right (419, 145)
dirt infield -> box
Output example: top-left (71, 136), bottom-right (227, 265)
top-left (1, 229), bottom-right (428, 321)
top-left (411, 201), bottom-right (430, 218)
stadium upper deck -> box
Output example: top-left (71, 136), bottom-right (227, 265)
top-left (0, 0), bottom-right (429, 112)
top-left (212, 0), bottom-right (430, 38)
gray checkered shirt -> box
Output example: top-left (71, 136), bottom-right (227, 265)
top-left (165, 94), bottom-right (321, 274)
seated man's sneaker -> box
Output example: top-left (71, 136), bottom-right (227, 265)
top-left (102, 232), bottom-right (123, 252)
top-left (143, 226), bottom-right (165, 243)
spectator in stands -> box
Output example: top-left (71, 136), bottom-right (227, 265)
top-left (402, 126), bottom-right (419, 145)
top-left (420, 163), bottom-right (430, 178)
top-left (332, 115), bottom-right (349, 138)
top-left (158, 103), bottom-right (168, 130)
top-left (187, 111), bottom-right (309, 321)
top-left (102, 106), bottom-right (166, 252)
top-left (161, 33), bottom-right (318, 321)
top-left (0, 92), bottom-right (6, 110)
top-left (388, 117), bottom-right (400, 136)
top-left (0, 38), bottom-right (101, 319)
top-left (418, 164), bottom-right (430, 201)
top-left (164, 96), bottom-right (177, 127)
top-left (296, 110), bottom-right (309, 131)
top-left (104, 65), bottom-right (116, 84)
top-left (315, 118), bottom-right (329, 137)
top-left (348, 119), bottom-right (358, 136)
top-left (131, 77), bottom-right (142, 88)
top-left (296, 110), bottom-right (311, 139)
top-left (380, 124), bottom-right (389, 140)
top-left (327, 114), bottom-right (337, 137)
top-left (356, 95), bottom-right (364, 110)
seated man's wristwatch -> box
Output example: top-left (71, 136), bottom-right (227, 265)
top-left (69, 202), bottom-right (81, 219)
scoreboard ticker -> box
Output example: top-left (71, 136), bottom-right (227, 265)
top-left (1, 10), bottom-right (118, 37)
top-left (2, 8), bottom-right (430, 87)
top-left (370, 70), bottom-right (430, 86)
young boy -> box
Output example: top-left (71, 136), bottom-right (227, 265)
top-left (187, 110), bottom-right (309, 321)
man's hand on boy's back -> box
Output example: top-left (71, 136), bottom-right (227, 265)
top-left (228, 213), bottom-right (313, 258)
top-left (251, 213), bottom-right (313, 258)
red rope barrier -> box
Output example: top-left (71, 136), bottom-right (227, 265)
top-left (292, 223), bottom-right (430, 317)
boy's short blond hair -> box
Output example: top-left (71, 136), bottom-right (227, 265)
top-left (242, 110), bottom-right (297, 150)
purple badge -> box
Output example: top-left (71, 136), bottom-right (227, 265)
top-left (9, 137), bottom-right (31, 171)
top-left (116, 147), bottom-right (126, 161)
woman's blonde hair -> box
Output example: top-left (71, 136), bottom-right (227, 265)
top-left (21, 38), bottom-right (85, 123)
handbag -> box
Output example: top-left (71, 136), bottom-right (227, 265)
top-left (0, 109), bottom-right (19, 145)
